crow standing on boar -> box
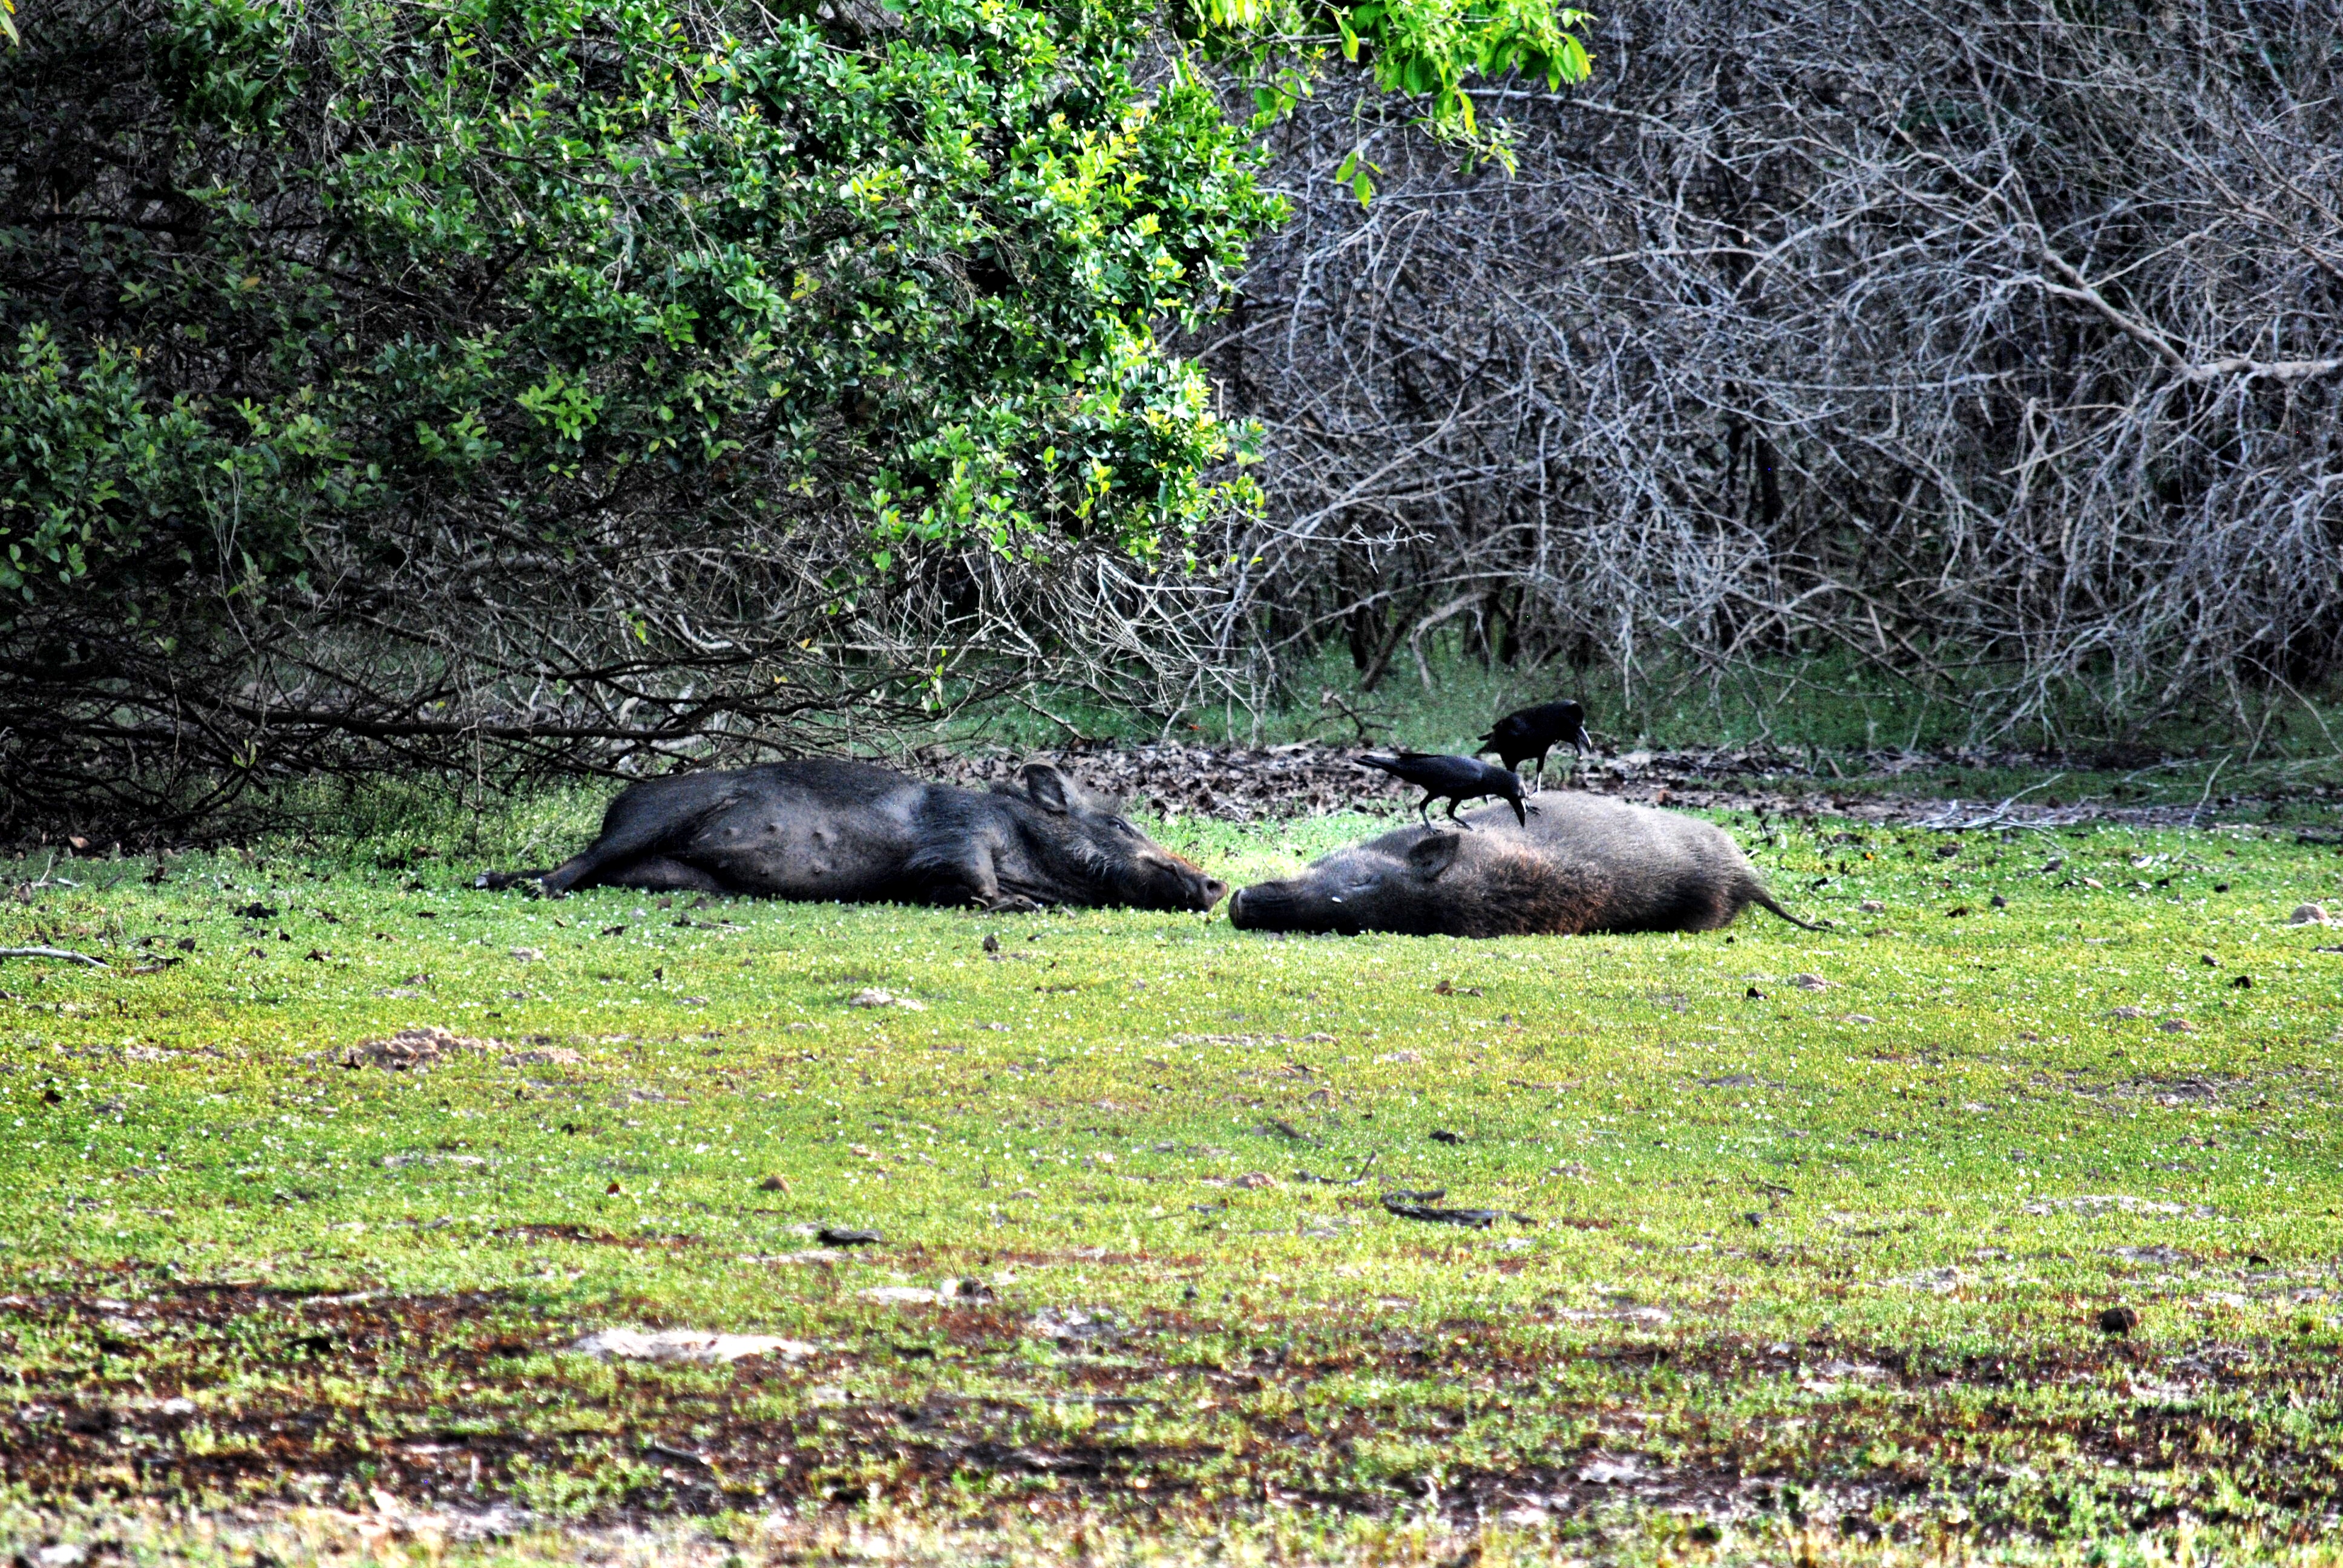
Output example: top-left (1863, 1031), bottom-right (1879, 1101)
top-left (478, 760), bottom-right (1225, 913)
top-left (1230, 791), bottom-right (1818, 937)
top-left (1358, 753), bottom-right (1532, 828)
top-left (1478, 699), bottom-right (1592, 781)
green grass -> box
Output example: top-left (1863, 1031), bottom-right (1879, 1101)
top-left (5, 809), bottom-right (2343, 1566)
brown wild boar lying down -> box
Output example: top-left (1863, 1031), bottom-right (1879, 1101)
top-left (1228, 792), bottom-right (1817, 937)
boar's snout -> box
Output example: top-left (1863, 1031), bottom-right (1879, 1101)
top-left (1176, 863), bottom-right (1229, 912)
top-left (1230, 881), bottom-right (1316, 931)
top-left (1142, 851), bottom-right (1225, 912)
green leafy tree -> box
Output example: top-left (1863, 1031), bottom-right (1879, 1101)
top-left (0, 0), bottom-right (1587, 817)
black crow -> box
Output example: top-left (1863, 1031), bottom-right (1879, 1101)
top-left (1477, 699), bottom-right (1592, 781)
top-left (1358, 752), bottom-right (1529, 829)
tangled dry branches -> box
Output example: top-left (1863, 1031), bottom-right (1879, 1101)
top-left (1190, 0), bottom-right (2343, 739)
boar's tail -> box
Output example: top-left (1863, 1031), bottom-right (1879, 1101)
top-left (1747, 886), bottom-right (1826, 931)
top-left (475, 869), bottom-right (551, 892)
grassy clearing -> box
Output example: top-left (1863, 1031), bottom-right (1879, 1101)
top-left (4, 806), bottom-right (2343, 1566)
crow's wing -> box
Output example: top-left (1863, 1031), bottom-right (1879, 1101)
top-left (1366, 753), bottom-right (1478, 790)
top-left (1509, 702), bottom-right (1564, 734)
top-left (1428, 756), bottom-right (1493, 788)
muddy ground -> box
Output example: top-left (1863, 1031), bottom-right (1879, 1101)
top-left (921, 743), bottom-right (2342, 832)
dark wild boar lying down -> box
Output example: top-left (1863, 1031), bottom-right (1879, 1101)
top-left (480, 760), bottom-right (1226, 913)
top-left (1228, 792), bottom-right (1817, 937)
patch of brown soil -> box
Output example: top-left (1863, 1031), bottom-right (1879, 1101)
top-left (336, 1025), bottom-right (500, 1071)
top-left (917, 742), bottom-right (2311, 829)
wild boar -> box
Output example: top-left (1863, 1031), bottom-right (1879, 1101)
top-left (1227, 791), bottom-right (1816, 936)
top-left (479, 759), bottom-right (1225, 912)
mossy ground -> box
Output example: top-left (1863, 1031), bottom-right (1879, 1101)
top-left (4, 800), bottom-right (2343, 1566)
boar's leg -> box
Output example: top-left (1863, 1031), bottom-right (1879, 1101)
top-left (540, 801), bottom-right (711, 895)
top-left (586, 855), bottom-right (728, 893)
top-left (904, 843), bottom-right (1042, 912)
top-left (540, 849), bottom-right (617, 895)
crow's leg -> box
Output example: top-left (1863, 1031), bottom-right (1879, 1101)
top-left (1416, 792), bottom-right (1436, 828)
top-left (1446, 797), bottom-right (1475, 831)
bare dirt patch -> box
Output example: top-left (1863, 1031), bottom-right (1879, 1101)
top-left (5, 1285), bottom-right (2339, 1544)
top-left (333, 1025), bottom-right (500, 1071)
top-left (920, 742), bottom-right (2319, 829)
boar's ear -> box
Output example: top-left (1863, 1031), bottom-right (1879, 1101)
top-left (1406, 832), bottom-right (1463, 881)
top-left (1019, 763), bottom-right (1070, 814)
